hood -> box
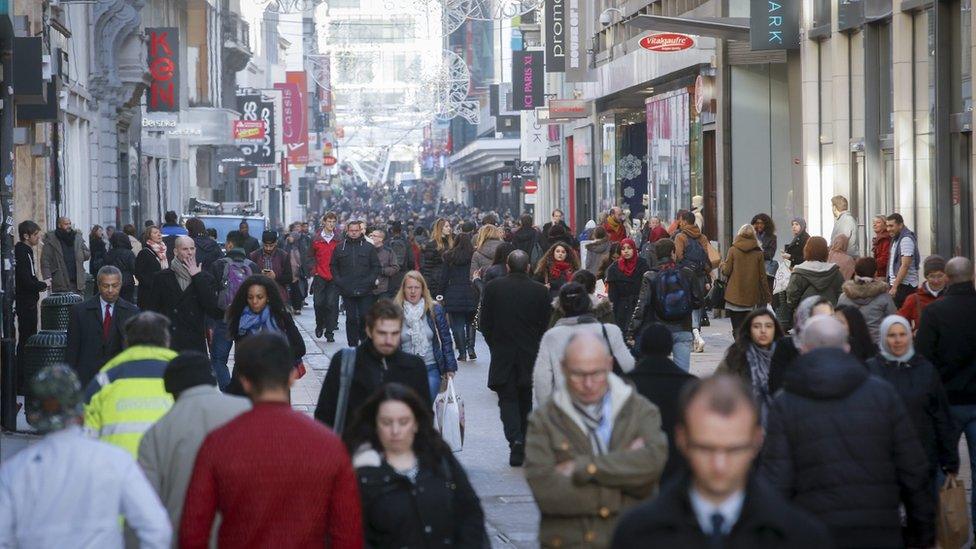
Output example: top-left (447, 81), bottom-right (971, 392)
top-left (784, 348), bottom-right (869, 399)
top-left (792, 260), bottom-right (840, 291)
top-left (194, 236), bottom-right (221, 254)
top-left (585, 239), bottom-right (610, 253)
top-left (551, 294), bottom-right (611, 318)
top-left (513, 227), bottom-right (537, 244)
top-left (681, 225), bottom-right (703, 240)
top-left (841, 279), bottom-right (889, 301)
top-left (732, 234), bottom-right (760, 253)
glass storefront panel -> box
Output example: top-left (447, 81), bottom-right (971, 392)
top-left (645, 90), bottom-right (692, 224)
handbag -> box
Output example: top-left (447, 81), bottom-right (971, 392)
top-left (938, 474), bottom-right (970, 549)
top-left (706, 277), bottom-right (727, 309)
top-left (434, 377), bottom-right (465, 452)
top-left (332, 348), bottom-right (357, 435)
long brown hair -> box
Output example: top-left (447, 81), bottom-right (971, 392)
top-left (534, 242), bottom-right (580, 278)
top-left (431, 218), bottom-right (454, 252)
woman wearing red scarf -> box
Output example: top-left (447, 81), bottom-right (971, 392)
top-left (534, 242), bottom-right (580, 300)
top-left (606, 238), bottom-right (650, 333)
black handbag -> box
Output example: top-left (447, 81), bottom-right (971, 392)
top-left (706, 277), bottom-right (727, 309)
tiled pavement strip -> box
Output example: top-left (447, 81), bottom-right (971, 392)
top-left (2, 310), bottom-right (973, 547)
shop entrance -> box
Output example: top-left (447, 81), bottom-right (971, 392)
top-left (575, 178), bottom-right (595, 230)
top-left (703, 129), bottom-right (717, 240)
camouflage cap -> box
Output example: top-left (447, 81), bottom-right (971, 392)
top-left (26, 364), bottom-right (84, 433)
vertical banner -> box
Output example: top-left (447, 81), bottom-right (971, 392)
top-left (146, 28), bottom-right (179, 112)
top-left (545, 0), bottom-right (566, 72)
top-left (277, 71), bottom-right (309, 165)
top-left (512, 50), bottom-right (545, 111)
top-left (520, 110), bottom-right (547, 160)
top-left (565, 0), bottom-right (595, 82)
top-left (750, 0), bottom-right (800, 50)
top-left (237, 93), bottom-right (277, 167)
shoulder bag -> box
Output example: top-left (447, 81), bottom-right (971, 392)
top-left (333, 348), bottom-right (357, 435)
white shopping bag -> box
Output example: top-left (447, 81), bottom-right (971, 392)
top-left (773, 260), bottom-right (791, 295)
top-left (434, 377), bottom-right (465, 452)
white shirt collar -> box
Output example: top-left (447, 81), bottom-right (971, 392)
top-left (689, 487), bottom-right (745, 535)
top-left (99, 297), bottom-right (115, 315)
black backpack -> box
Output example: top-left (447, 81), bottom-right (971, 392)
top-left (653, 266), bottom-right (694, 321)
top-left (680, 237), bottom-right (709, 274)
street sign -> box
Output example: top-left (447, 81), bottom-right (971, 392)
top-left (233, 120), bottom-right (265, 142)
top-left (524, 180), bottom-right (538, 194)
top-left (501, 179), bottom-right (512, 194)
top-left (323, 155), bottom-right (338, 167)
top-left (639, 33), bottom-right (696, 52)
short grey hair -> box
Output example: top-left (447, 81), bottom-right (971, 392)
top-left (799, 315), bottom-right (849, 353)
top-left (124, 312), bottom-right (171, 348)
top-left (96, 265), bottom-right (122, 281)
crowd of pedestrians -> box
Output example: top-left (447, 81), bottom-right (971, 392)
top-left (5, 187), bottom-right (976, 549)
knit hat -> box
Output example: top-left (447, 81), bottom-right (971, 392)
top-left (164, 352), bottom-right (217, 398)
top-left (639, 323), bottom-right (674, 357)
top-left (261, 230), bottom-right (278, 244)
top-left (923, 255), bottom-right (946, 276)
top-left (26, 364), bottom-right (84, 433)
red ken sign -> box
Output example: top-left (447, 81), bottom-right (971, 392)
top-left (147, 28), bottom-right (179, 112)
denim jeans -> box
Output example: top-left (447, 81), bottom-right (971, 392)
top-left (671, 330), bottom-right (693, 372)
top-left (427, 363), bottom-right (442, 402)
top-left (210, 318), bottom-right (233, 390)
top-left (950, 404), bottom-right (976, 527)
top-left (450, 312), bottom-right (476, 355)
top-left (692, 309), bottom-right (701, 331)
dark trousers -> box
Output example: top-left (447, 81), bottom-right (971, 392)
top-left (894, 283), bottom-right (915, 309)
top-left (449, 311), bottom-right (477, 355)
top-left (15, 297), bottom-right (38, 370)
top-left (728, 310), bottom-right (751, 338)
top-left (343, 294), bottom-right (374, 347)
top-left (288, 280), bottom-right (304, 311)
top-left (312, 277), bottom-right (340, 334)
top-left (494, 371), bottom-right (532, 446)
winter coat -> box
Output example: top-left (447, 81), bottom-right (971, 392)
top-left (41, 230), bottom-right (90, 293)
top-left (831, 210), bottom-right (860, 257)
top-left (229, 309), bottom-right (306, 365)
top-left (606, 260), bottom-right (651, 332)
top-left (784, 261), bottom-right (845, 312)
top-left (837, 279), bottom-right (896, 341)
top-left (192, 236), bottom-right (224, 272)
top-left (917, 282), bottom-right (976, 405)
top-left (721, 234), bottom-right (771, 308)
top-left (144, 269), bottom-right (221, 354)
top-left (612, 473), bottom-right (833, 549)
top-left (373, 245), bottom-right (400, 296)
top-left (533, 315), bottom-right (635, 405)
top-left (898, 283), bottom-right (944, 331)
top-left (866, 354), bottom-right (959, 476)
top-left (386, 234), bottom-right (411, 291)
top-left (872, 233), bottom-right (892, 278)
top-left (548, 294), bottom-right (614, 328)
top-left (756, 231), bottom-right (777, 262)
top-left (418, 302), bottom-right (458, 375)
top-left (310, 232), bottom-right (340, 281)
top-left (330, 236), bottom-right (381, 298)
top-left (103, 234), bottom-right (136, 301)
top-left (89, 236), bottom-right (107, 276)
top-left (525, 374), bottom-right (668, 548)
top-left (784, 231), bottom-right (810, 267)
top-left (481, 263), bottom-right (507, 285)
top-left (625, 356), bottom-right (696, 483)
top-left (584, 239), bottom-right (611, 274)
top-left (673, 225), bottom-right (711, 266)
top-left (134, 248), bottom-right (163, 310)
top-left (471, 239), bottom-right (502, 279)
top-left (768, 336), bottom-right (799, 395)
top-left (512, 227), bottom-right (541, 258)
top-left (420, 239), bottom-right (448, 297)
top-left (353, 448), bottom-right (487, 549)
top-left (441, 260), bottom-right (477, 313)
top-left (760, 348), bottom-right (934, 548)
top-left (478, 272), bottom-right (551, 389)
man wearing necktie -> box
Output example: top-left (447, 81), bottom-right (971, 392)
top-left (66, 266), bottom-right (139, 387)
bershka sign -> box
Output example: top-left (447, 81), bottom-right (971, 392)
top-left (639, 33), bottom-right (696, 52)
top-left (750, 0), bottom-right (800, 50)
top-left (512, 50), bottom-right (544, 111)
top-left (544, 0), bottom-right (565, 73)
top-left (146, 28), bottom-right (179, 112)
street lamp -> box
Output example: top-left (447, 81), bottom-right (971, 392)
top-left (599, 8), bottom-right (627, 61)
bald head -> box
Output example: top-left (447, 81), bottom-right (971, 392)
top-left (507, 249), bottom-right (530, 273)
top-left (562, 332), bottom-right (613, 405)
top-left (174, 236), bottom-right (196, 265)
top-left (799, 315), bottom-right (849, 353)
top-left (946, 257), bottom-right (974, 284)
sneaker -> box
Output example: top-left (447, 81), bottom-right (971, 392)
top-left (467, 350), bottom-right (477, 360)
top-left (315, 326), bottom-right (324, 339)
top-left (509, 442), bottom-right (525, 467)
top-left (694, 335), bottom-right (706, 353)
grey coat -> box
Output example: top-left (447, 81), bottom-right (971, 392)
top-left (373, 245), bottom-right (400, 296)
top-left (838, 279), bottom-right (897, 341)
top-left (137, 385), bottom-right (251, 543)
top-left (41, 230), bottom-right (90, 293)
top-left (471, 239), bottom-right (503, 278)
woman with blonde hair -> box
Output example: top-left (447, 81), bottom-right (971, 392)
top-left (420, 218), bottom-right (454, 298)
top-left (720, 223), bottom-right (772, 336)
top-left (394, 270), bottom-right (458, 400)
top-left (471, 224), bottom-right (503, 279)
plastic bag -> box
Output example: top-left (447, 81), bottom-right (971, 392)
top-left (434, 377), bottom-right (465, 452)
top-left (772, 260), bottom-right (791, 295)
top-left (938, 474), bottom-right (971, 549)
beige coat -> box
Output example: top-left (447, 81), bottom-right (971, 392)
top-left (525, 374), bottom-right (668, 548)
top-left (721, 234), bottom-right (771, 307)
top-left (40, 230), bottom-right (90, 293)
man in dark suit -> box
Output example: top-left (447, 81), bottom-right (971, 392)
top-left (479, 249), bottom-right (551, 466)
top-left (66, 265), bottom-right (139, 386)
top-left (612, 375), bottom-right (832, 548)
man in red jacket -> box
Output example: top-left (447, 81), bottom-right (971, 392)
top-left (311, 212), bottom-right (340, 341)
top-left (180, 333), bottom-right (362, 549)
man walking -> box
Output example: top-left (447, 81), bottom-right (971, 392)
top-left (250, 230), bottom-right (292, 303)
top-left (331, 219), bottom-right (380, 347)
top-left (238, 220), bottom-right (260, 255)
top-left (830, 195), bottom-right (860, 256)
top-left (479, 250), bottom-right (551, 466)
top-left (886, 213), bottom-right (920, 308)
top-left (612, 375), bottom-right (831, 548)
top-left (314, 299), bottom-right (430, 429)
top-left (0, 365), bottom-right (171, 548)
top-left (66, 265), bottom-right (139, 387)
top-left (40, 216), bottom-right (90, 294)
top-left (139, 352), bottom-right (251, 542)
top-left (370, 228), bottom-right (400, 299)
top-left (386, 220), bottom-right (412, 292)
top-left (311, 213), bottom-right (341, 341)
top-left (761, 315), bottom-right (933, 547)
top-left (525, 333), bottom-right (668, 548)
top-left (180, 334), bottom-right (362, 548)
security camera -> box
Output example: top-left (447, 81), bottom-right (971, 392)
top-left (600, 11), bottom-right (613, 26)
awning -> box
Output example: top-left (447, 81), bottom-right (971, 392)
top-left (448, 138), bottom-right (519, 179)
top-left (625, 14), bottom-right (750, 41)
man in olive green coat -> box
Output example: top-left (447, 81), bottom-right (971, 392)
top-left (525, 332), bottom-right (668, 548)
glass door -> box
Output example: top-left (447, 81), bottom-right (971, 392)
top-left (950, 132), bottom-right (973, 257)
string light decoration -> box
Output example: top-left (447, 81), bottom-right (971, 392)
top-left (414, 49), bottom-right (480, 125)
top-left (464, 0), bottom-right (544, 20)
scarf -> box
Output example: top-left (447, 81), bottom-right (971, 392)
top-left (170, 258), bottom-right (192, 291)
top-left (402, 300), bottom-right (432, 360)
top-left (238, 306), bottom-right (279, 337)
top-left (56, 228), bottom-right (75, 246)
top-left (549, 260), bottom-right (573, 282)
top-left (572, 393), bottom-right (610, 455)
top-left (746, 343), bottom-right (775, 426)
top-left (146, 239), bottom-right (168, 269)
top-left (878, 315), bottom-right (915, 365)
top-left (617, 238), bottom-right (639, 277)
top-left (605, 215), bottom-right (621, 233)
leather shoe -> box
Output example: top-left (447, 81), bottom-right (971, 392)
top-left (315, 326), bottom-right (324, 338)
top-left (509, 442), bottom-right (525, 467)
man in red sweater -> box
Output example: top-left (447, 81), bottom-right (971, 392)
top-left (180, 333), bottom-right (362, 548)
top-left (311, 212), bottom-right (341, 341)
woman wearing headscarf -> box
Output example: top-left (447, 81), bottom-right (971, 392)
top-left (768, 295), bottom-right (835, 394)
top-left (782, 217), bottom-right (810, 268)
top-left (866, 315), bottom-right (959, 491)
top-left (717, 308), bottom-right (784, 427)
top-left (828, 234), bottom-right (856, 280)
top-left (605, 238), bottom-right (651, 333)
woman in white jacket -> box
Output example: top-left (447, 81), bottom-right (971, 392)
top-left (533, 282), bottom-right (634, 405)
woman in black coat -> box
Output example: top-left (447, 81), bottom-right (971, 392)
top-left (135, 226), bottom-right (168, 310)
top-left (441, 232), bottom-right (478, 361)
top-left (533, 242), bottom-right (580, 301)
top-left (717, 308), bottom-right (784, 427)
top-left (346, 383), bottom-right (487, 549)
top-left (103, 231), bottom-right (136, 302)
top-left (89, 225), bottom-right (106, 277)
top-left (782, 217), bottom-right (810, 267)
top-left (421, 218), bottom-right (453, 298)
top-left (604, 238), bottom-right (650, 333)
top-left (226, 275), bottom-right (306, 363)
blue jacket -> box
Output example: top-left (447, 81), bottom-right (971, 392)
top-left (426, 303), bottom-right (458, 374)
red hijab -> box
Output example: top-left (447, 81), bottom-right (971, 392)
top-left (617, 238), bottom-right (639, 277)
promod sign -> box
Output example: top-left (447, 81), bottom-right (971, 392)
top-left (639, 33), bottom-right (696, 52)
top-left (146, 28), bottom-right (179, 112)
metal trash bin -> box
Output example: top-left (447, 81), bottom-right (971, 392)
top-left (40, 292), bottom-right (83, 331)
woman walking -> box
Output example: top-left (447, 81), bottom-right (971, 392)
top-left (421, 218), bottom-right (454, 298)
top-left (828, 234), bottom-right (856, 280)
top-left (605, 238), bottom-right (650, 333)
top-left (717, 309), bottom-right (784, 427)
top-left (471, 224), bottom-right (503, 279)
top-left (346, 383), bottom-right (487, 548)
top-left (720, 224), bottom-right (772, 337)
top-left (103, 231), bottom-right (137, 303)
top-left (534, 242), bottom-right (580, 300)
top-left (395, 271), bottom-right (457, 401)
top-left (135, 226), bottom-right (168, 310)
top-left (583, 227), bottom-right (611, 274)
top-left (784, 236), bottom-right (845, 320)
top-left (89, 225), bottom-right (107, 277)
top-left (442, 232), bottom-right (478, 361)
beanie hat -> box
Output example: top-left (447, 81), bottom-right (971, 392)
top-left (923, 255), bottom-right (946, 276)
top-left (26, 364), bottom-right (84, 433)
top-left (639, 323), bottom-right (674, 357)
top-left (164, 352), bottom-right (217, 398)
top-left (261, 230), bottom-right (278, 244)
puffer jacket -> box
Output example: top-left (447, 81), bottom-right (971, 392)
top-left (721, 234), bottom-right (770, 308)
top-left (760, 348), bottom-right (934, 548)
top-left (471, 239), bottom-right (502, 278)
top-left (420, 239), bottom-right (448, 297)
top-left (784, 261), bottom-right (845, 311)
top-left (525, 374), bottom-right (668, 548)
top-left (441, 260), bottom-right (477, 313)
top-left (548, 294), bottom-right (614, 328)
top-left (425, 302), bottom-right (458, 374)
top-left (837, 279), bottom-right (896, 341)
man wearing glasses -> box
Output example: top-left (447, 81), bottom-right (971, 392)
top-left (611, 375), bottom-right (831, 547)
top-left (523, 332), bottom-right (668, 548)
